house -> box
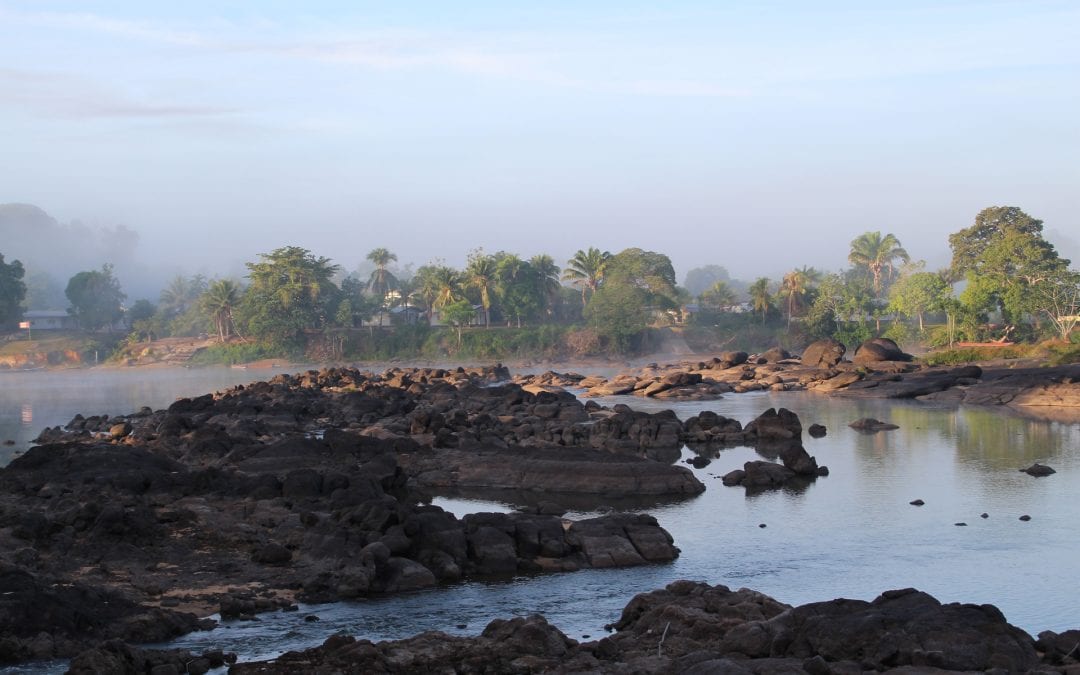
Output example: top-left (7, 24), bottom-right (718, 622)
top-left (21, 310), bottom-right (77, 330)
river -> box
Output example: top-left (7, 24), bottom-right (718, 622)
top-left (2, 365), bottom-right (1078, 670)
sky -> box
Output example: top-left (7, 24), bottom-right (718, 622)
top-left (1, 0), bottom-right (1078, 291)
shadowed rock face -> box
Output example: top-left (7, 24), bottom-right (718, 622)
top-left (193, 581), bottom-right (1067, 674)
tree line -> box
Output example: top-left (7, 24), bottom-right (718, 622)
top-left (1, 205), bottom-right (1078, 355)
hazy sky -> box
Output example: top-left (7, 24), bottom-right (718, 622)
top-left (2, 1), bottom-right (1078, 286)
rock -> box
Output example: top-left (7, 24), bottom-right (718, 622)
top-left (910, 499), bottom-right (925, 506)
top-left (1019, 515), bottom-right (1032, 521)
top-left (807, 423), bottom-right (827, 438)
top-left (849, 418), bottom-right (899, 432)
top-left (758, 347), bottom-right (790, 363)
top-left (853, 337), bottom-right (913, 364)
top-left (800, 338), bottom-right (846, 368)
top-left (1020, 463), bottom-right (1056, 477)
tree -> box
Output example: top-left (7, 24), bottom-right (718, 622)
top-left (237, 247), bottom-right (340, 346)
top-left (887, 269), bottom-right (950, 331)
top-left (749, 277), bottom-right (772, 324)
top-left (201, 279), bottom-right (243, 341)
top-left (779, 266), bottom-right (820, 327)
top-left (683, 265), bottom-right (731, 298)
top-left (431, 266), bottom-right (464, 313)
top-left (699, 280), bottom-right (736, 310)
top-left (602, 248), bottom-right (678, 308)
top-left (848, 231), bottom-right (909, 295)
top-left (159, 274), bottom-right (207, 319)
top-left (126, 299), bottom-right (158, 342)
top-left (465, 251), bottom-right (498, 328)
top-left (0, 252), bottom-right (26, 329)
top-left (440, 298), bottom-right (476, 346)
top-left (948, 206), bottom-right (1069, 324)
top-left (366, 248), bottom-right (399, 323)
top-left (1028, 269), bottom-right (1080, 341)
top-left (496, 254), bottom-right (540, 327)
top-left (65, 264), bottom-right (126, 331)
top-left (584, 283), bottom-right (648, 353)
top-left (530, 253), bottom-right (561, 317)
top-left (562, 247), bottom-right (611, 308)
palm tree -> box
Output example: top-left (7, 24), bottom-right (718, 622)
top-left (530, 253), bottom-right (561, 316)
top-left (749, 277), bottom-right (772, 324)
top-left (848, 231), bottom-right (910, 295)
top-left (366, 248), bottom-right (398, 323)
top-left (431, 266), bottom-right (463, 317)
top-left (465, 252), bottom-right (498, 328)
top-left (201, 279), bottom-right (242, 341)
top-left (562, 247), bottom-right (611, 307)
top-left (700, 280), bottom-right (736, 310)
top-left (780, 266), bottom-right (820, 327)
top-left (160, 274), bottom-right (207, 318)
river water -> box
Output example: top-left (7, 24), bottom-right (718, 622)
top-left (2, 366), bottom-right (1078, 669)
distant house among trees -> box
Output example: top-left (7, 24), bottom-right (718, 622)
top-left (21, 309), bottom-right (77, 330)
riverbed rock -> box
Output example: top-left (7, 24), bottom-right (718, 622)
top-left (849, 418), bottom-right (900, 432)
top-left (1020, 463), bottom-right (1056, 477)
top-left (801, 339), bottom-right (846, 368)
top-left (853, 337), bottom-right (913, 364)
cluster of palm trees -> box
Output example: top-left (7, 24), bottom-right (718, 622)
top-left (735, 231), bottom-right (909, 326)
top-left (357, 246), bottom-right (616, 329)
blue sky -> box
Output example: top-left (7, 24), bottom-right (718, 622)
top-left (2, 1), bottom-right (1078, 285)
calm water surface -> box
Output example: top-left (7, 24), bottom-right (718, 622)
top-left (2, 366), bottom-right (1077, 669)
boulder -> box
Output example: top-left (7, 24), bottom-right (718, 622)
top-left (853, 337), bottom-right (913, 364)
top-left (800, 339), bottom-right (846, 368)
top-left (849, 418), bottom-right (899, 432)
top-left (1020, 463), bottom-right (1056, 477)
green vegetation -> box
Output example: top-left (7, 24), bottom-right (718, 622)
top-left (65, 264), bottom-right (126, 331)
top-left (4, 204), bottom-right (1078, 366)
top-left (0, 252), bottom-right (26, 330)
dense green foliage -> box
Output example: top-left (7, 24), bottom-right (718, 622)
top-left (65, 264), bottom-right (126, 331)
top-left (0, 252), bottom-right (27, 329)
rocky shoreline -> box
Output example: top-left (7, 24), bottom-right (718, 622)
top-left (2, 346), bottom-right (1078, 672)
top-left (66, 582), bottom-right (1080, 673)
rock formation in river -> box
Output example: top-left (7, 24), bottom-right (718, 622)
top-left (0, 366), bottom-right (690, 664)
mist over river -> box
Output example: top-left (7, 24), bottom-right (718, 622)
top-left (2, 365), bottom-right (1078, 670)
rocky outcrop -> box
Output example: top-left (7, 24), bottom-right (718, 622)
top-left (716, 409), bottom-right (828, 491)
top-left (208, 581), bottom-right (1072, 674)
top-left (0, 365), bottom-right (693, 665)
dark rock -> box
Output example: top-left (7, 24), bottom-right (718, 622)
top-left (849, 417), bottom-right (899, 432)
top-left (910, 499), bottom-right (925, 506)
top-left (807, 423), bottom-right (827, 438)
top-left (1020, 463), bottom-right (1056, 477)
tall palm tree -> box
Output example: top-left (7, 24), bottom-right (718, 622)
top-left (848, 231), bottom-right (910, 295)
top-left (780, 266), bottom-right (820, 327)
top-left (366, 248), bottom-right (398, 323)
top-left (465, 253), bottom-right (498, 328)
top-left (749, 277), bottom-right (772, 324)
top-left (562, 247), bottom-right (611, 307)
top-left (201, 279), bottom-right (242, 341)
top-left (530, 253), bottom-right (561, 316)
